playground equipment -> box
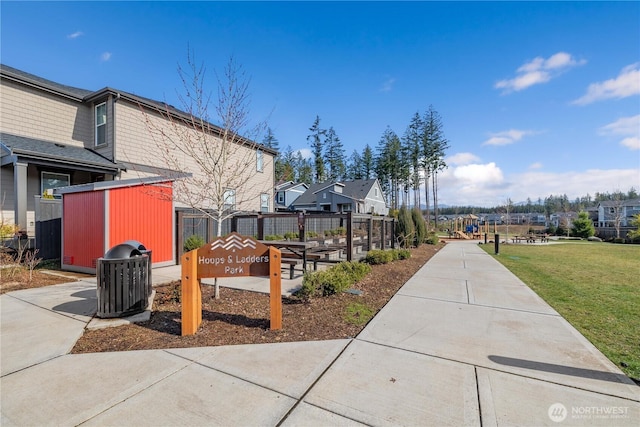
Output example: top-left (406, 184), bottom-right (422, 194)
top-left (451, 214), bottom-right (484, 239)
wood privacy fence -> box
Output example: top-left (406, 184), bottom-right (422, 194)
top-left (177, 211), bottom-right (396, 261)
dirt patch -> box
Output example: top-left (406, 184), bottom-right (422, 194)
top-left (0, 269), bottom-right (94, 294)
top-left (72, 243), bottom-right (444, 353)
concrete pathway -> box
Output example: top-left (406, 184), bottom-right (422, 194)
top-left (1, 241), bottom-right (638, 426)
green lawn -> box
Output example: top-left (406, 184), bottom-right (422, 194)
top-left (480, 241), bottom-right (640, 381)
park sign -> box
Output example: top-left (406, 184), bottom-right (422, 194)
top-left (181, 232), bottom-right (282, 336)
top-left (196, 232), bottom-right (270, 278)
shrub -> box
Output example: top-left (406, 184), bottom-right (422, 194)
top-left (297, 272), bottom-right (319, 301)
top-left (411, 208), bottom-right (427, 246)
top-left (283, 231), bottom-right (299, 240)
top-left (300, 268), bottom-right (349, 297)
top-left (299, 261), bottom-right (372, 299)
top-left (333, 261), bottom-right (371, 282)
top-left (264, 234), bottom-right (284, 241)
top-left (425, 233), bottom-right (440, 245)
top-left (306, 231), bottom-right (319, 238)
top-left (363, 249), bottom-right (394, 265)
top-left (396, 206), bottom-right (415, 248)
top-left (396, 249), bottom-right (411, 260)
top-left (184, 234), bottom-right (205, 252)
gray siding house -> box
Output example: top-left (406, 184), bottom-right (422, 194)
top-left (274, 181), bottom-right (308, 211)
top-left (597, 198), bottom-right (640, 227)
top-left (290, 179), bottom-right (388, 215)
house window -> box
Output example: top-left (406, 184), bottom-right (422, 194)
top-left (223, 189), bottom-right (236, 210)
top-left (277, 192), bottom-right (284, 203)
top-left (374, 188), bottom-right (378, 197)
top-left (41, 171), bottom-right (70, 195)
top-left (323, 192), bottom-right (327, 199)
top-left (260, 193), bottom-right (269, 213)
top-left (256, 150), bottom-right (263, 172)
top-left (95, 102), bottom-right (107, 146)
top-left (609, 207), bottom-right (615, 214)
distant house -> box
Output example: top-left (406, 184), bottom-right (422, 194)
top-left (597, 198), bottom-right (640, 227)
top-left (290, 179), bottom-right (388, 215)
top-left (549, 212), bottom-right (577, 228)
top-left (274, 181), bottom-right (308, 211)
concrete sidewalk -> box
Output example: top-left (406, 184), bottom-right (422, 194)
top-left (1, 241), bottom-right (638, 426)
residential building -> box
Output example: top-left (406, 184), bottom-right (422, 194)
top-left (290, 179), bottom-right (388, 215)
top-left (0, 64), bottom-right (276, 238)
top-left (274, 181), bottom-right (308, 211)
top-left (597, 198), bottom-right (640, 228)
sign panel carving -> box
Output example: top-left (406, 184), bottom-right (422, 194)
top-left (197, 232), bottom-right (270, 278)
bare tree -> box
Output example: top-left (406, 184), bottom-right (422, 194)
top-left (610, 192), bottom-right (626, 239)
top-left (140, 52), bottom-right (271, 298)
top-left (141, 53), bottom-right (270, 233)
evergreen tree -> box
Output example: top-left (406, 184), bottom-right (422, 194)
top-left (295, 153), bottom-right (314, 185)
top-left (262, 127), bottom-right (278, 150)
top-left (375, 127), bottom-right (405, 210)
top-left (361, 144), bottom-right (375, 179)
top-left (307, 115), bottom-right (326, 183)
top-left (403, 112), bottom-right (423, 207)
top-left (263, 128), bottom-right (286, 183)
top-left (324, 126), bottom-right (346, 181)
top-left (411, 207), bottom-right (427, 246)
top-left (421, 106), bottom-right (449, 229)
top-left (571, 211), bottom-right (595, 238)
top-left (279, 146), bottom-right (297, 182)
top-left (396, 205), bottom-right (415, 248)
top-left (347, 150), bottom-right (364, 180)
top-left (627, 214), bottom-right (640, 241)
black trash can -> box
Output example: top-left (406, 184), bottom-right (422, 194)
top-left (122, 240), bottom-right (152, 297)
top-left (96, 243), bottom-right (150, 318)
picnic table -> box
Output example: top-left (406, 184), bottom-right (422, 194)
top-left (511, 235), bottom-right (549, 243)
top-left (259, 240), bottom-right (319, 274)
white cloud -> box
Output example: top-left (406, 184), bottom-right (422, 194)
top-left (482, 129), bottom-right (534, 146)
top-left (67, 31), bottom-right (83, 39)
top-left (379, 77), bottom-right (396, 93)
top-left (100, 52), bottom-right (112, 62)
top-left (453, 162), bottom-right (504, 184)
top-left (433, 162), bottom-right (507, 206)
top-left (599, 115), bottom-right (640, 150)
top-left (572, 63), bottom-right (640, 105)
top-left (528, 162), bottom-right (543, 170)
top-left (435, 167), bottom-right (639, 207)
top-left (495, 52), bottom-right (586, 93)
top-left (446, 152), bottom-right (481, 166)
top-left (296, 148), bottom-right (312, 159)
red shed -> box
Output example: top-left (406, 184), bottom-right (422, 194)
top-left (55, 177), bottom-right (175, 274)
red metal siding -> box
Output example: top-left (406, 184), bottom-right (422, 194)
top-left (63, 191), bottom-right (105, 268)
top-left (108, 183), bottom-right (173, 263)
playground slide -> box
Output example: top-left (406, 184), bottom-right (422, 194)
top-left (455, 231), bottom-right (470, 239)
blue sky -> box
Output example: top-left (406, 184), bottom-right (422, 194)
top-left (2, 1), bottom-right (639, 207)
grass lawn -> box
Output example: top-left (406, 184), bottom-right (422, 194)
top-left (480, 241), bottom-right (640, 382)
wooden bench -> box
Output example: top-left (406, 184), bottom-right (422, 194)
top-left (281, 258), bottom-right (303, 279)
top-left (280, 253), bottom-right (321, 279)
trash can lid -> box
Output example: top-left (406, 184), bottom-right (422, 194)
top-left (104, 243), bottom-right (143, 259)
top-left (122, 240), bottom-right (147, 251)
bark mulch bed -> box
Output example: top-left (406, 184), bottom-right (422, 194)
top-left (65, 243), bottom-right (441, 353)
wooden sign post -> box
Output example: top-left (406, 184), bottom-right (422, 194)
top-left (180, 232), bottom-right (282, 336)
